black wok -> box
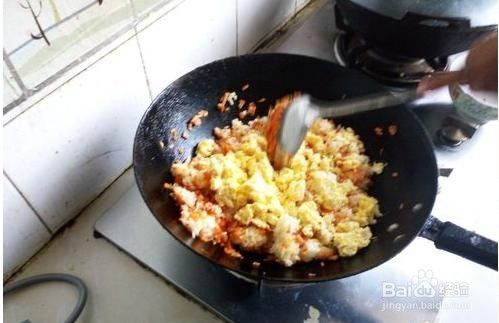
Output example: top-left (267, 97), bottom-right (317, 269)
top-left (133, 54), bottom-right (497, 282)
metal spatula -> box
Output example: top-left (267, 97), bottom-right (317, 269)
top-left (273, 89), bottom-right (420, 169)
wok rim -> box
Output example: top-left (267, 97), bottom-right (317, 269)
top-left (132, 53), bottom-right (439, 283)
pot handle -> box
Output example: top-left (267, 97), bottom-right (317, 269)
top-left (420, 216), bottom-right (497, 270)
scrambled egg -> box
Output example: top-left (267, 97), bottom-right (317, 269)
top-left (170, 117), bottom-right (383, 266)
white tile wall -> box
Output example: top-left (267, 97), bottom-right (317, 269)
top-left (3, 0), bottom-right (304, 277)
top-left (4, 37), bottom-right (150, 231)
top-left (262, 0), bottom-right (334, 61)
top-left (137, 0), bottom-right (237, 97)
top-left (237, 0), bottom-right (296, 53)
top-left (3, 176), bottom-right (51, 280)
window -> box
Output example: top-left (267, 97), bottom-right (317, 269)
top-left (3, 0), bottom-right (174, 114)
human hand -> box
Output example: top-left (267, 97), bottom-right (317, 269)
top-left (417, 32), bottom-right (498, 94)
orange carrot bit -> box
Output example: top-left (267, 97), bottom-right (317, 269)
top-left (224, 246), bottom-right (243, 259)
top-left (265, 92), bottom-right (300, 162)
top-left (388, 125), bottom-right (398, 136)
top-left (247, 102), bottom-right (257, 116)
top-left (217, 92), bottom-right (230, 112)
top-left (239, 110), bottom-right (248, 119)
top-left (187, 110), bottom-right (209, 130)
top-left (251, 261), bottom-right (261, 269)
top-left (213, 127), bottom-right (226, 139)
top-left (170, 128), bottom-right (179, 141)
top-left (218, 141), bottom-right (232, 154)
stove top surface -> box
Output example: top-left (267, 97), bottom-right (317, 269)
top-left (95, 185), bottom-right (441, 323)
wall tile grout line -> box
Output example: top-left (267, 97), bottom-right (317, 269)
top-left (135, 34), bottom-right (154, 101)
top-left (50, 164), bottom-right (134, 235)
top-left (129, 0), bottom-right (153, 101)
top-left (3, 171), bottom-right (53, 235)
top-left (4, 168), bottom-right (136, 284)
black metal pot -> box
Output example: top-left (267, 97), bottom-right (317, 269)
top-left (133, 54), bottom-right (497, 283)
top-left (335, 0), bottom-right (498, 59)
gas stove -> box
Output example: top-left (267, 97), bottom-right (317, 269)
top-left (332, 32), bottom-right (448, 86)
top-left (331, 2), bottom-right (488, 152)
top-left (95, 184), bottom-right (442, 322)
top-left (331, 30), bottom-right (480, 150)
top-left (332, 3), bottom-right (450, 87)
top-left (94, 2), bottom-right (497, 322)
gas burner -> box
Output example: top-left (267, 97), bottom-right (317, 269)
top-left (333, 32), bottom-right (448, 86)
top-left (438, 125), bottom-right (469, 147)
top-left (412, 104), bottom-right (478, 149)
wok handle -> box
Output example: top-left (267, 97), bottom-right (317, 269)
top-left (420, 216), bottom-right (498, 270)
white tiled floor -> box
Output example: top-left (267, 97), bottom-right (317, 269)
top-left (236, 0), bottom-right (296, 53)
top-left (3, 36), bottom-right (151, 232)
top-left (3, 176), bottom-right (51, 280)
top-left (137, 0), bottom-right (237, 98)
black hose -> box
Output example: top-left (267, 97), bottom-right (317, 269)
top-left (4, 273), bottom-right (88, 323)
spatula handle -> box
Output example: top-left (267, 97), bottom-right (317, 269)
top-left (314, 89), bottom-right (420, 119)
